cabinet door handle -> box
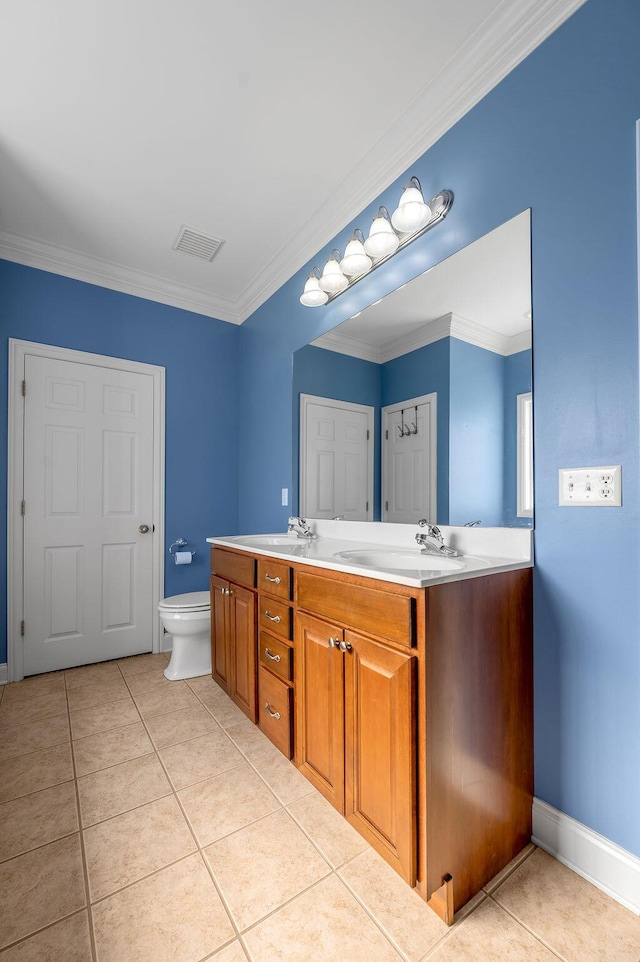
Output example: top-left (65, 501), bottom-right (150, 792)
top-left (339, 640), bottom-right (352, 652)
top-left (219, 586), bottom-right (226, 594)
top-left (264, 703), bottom-right (281, 720)
top-left (264, 611), bottom-right (281, 623)
top-left (226, 588), bottom-right (233, 596)
top-left (328, 636), bottom-right (340, 648)
top-left (264, 573), bottom-right (281, 585)
top-left (264, 647), bottom-right (281, 663)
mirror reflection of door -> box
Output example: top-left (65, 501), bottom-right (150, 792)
top-left (300, 394), bottom-right (374, 520)
top-left (382, 393), bottom-right (437, 524)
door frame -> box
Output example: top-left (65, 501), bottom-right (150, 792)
top-left (381, 392), bottom-right (437, 523)
top-left (7, 339), bottom-right (166, 682)
top-left (299, 393), bottom-right (374, 520)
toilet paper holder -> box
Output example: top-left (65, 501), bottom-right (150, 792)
top-left (168, 538), bottom-right (196, 563)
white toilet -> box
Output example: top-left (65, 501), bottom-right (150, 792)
top-left (158, 591), bottom-right (211, 681)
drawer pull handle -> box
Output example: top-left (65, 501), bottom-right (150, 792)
top-left (265, 574), bottom-right (281, 585)
top-left (328, 636), bottom-right (340, 649)
top-left (339, 640), bottom-right (352, 652)
top-left (265, 703), bottom-right (281, 720)
top-left (264, 647), bottom-right (281, 663)
top-left (264, 611), bottom-right (281, 623)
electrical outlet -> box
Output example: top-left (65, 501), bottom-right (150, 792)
top-left (559, 465), bottom-right (622, 506)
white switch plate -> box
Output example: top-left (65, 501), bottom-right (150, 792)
top-left (559, 465), bottom-right (621, 506)
top-left (281, 487), bottom-right (288, 506)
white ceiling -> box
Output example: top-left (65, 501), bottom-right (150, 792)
top-left (0, 0), bottom-right (583, 324)
top-left (312, 209), bottom-right (532, 362)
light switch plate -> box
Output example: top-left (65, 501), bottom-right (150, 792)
top-left (558, 465), bottom-right (621, 506)
top-left (281, 487), bottom-right (288, 506)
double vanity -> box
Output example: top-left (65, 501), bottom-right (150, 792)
top-left (207, 520), bottom-right (533, 924)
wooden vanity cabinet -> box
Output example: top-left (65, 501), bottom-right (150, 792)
top-left (210, 549), bottom-right (257, 722)
top-left (256, 557), bottom-right (295, 758)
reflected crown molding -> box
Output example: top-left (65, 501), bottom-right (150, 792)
top-left (311, 312), bottom-right (532, 364)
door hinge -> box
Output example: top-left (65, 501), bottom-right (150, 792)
top-left (20, 500), bottom-right (25, 516)
top-left (366, 501), bottom-right (369, 511)
top-left (385, 429), bottom-right (388, 440)
top-left (20, 620), bottom-right (25, 637)
top-left (366, 429), bottom-right (370, 440)
top-left (21, 380), bottom-right (26, 397)
top-left (385, 500), bottom-right (389, 511)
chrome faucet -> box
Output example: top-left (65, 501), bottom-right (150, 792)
top-left (415, 519), bottom-right (458, 557)
top-left (287, 516), bottom-right (316, 540)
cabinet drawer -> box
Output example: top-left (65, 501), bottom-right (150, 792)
top-left (258, 667), bottom-right (293, 758)
top-left (296, 571), bottom-right (415, 648)
top-left (257, 558), bottom-right (293, 601)
top-left (259, 596), bottom-right (292, 640)
top-left (259, 632), bottom-right (293, 682)
top-left (210, 547), bottom-right (256, 589)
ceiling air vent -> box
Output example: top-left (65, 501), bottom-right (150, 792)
top-left (173, 225), bottom-right (224, 262)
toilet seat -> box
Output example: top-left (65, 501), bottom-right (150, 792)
top-left (158, 590), bottom-right (210, 613)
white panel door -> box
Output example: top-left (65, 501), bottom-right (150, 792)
top-left (23, 354), bottom-right (155, 674)
top-left (382, 394), bottom-right (437, 524)
top-left (300, 395), bottom-right (373, 521)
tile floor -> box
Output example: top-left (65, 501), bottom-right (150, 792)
top-left (0, 654), bottom-right (639, 961)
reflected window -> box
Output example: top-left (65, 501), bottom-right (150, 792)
top-left (517, 392), bottom-right (533, 518)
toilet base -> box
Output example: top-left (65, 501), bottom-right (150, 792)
top-left (163, 631), bottom-right (212, 681)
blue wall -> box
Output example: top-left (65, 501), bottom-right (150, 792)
top-left (239, 0), bottom-right (640, 857)
top-left (0, 262), bottom-right (240, 664)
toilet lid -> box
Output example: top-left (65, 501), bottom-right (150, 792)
top-left (158, 590), bottom-right (210, 612)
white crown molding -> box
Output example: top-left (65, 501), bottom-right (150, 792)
top-left (235, 0), bottom-right (586, 322)
top-left (533, 797), bottom-right (640, 915)
top-left (0, 230), bottom-right (243, 325)
top-left (313, 313), bottom-right (530, 363)
top-left (0, 0), bottom-right (584, 324)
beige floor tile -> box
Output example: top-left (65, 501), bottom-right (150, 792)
top-left (179, 763), bottom-right (280, 846)
top-left (1, 673), bottom-right (66, 703)
top-left (184, 675), bottom-right (219, 696)
top-left (0, 744), bottom-right (74, 804)
top-left (66, 677), bottom-right (130, 712)
top-left (77, 752), bottom-right (171, 826)
top-left (225, 718), bottom-right (281, 759)
top-left (72, 720), bottom-right (154, 776)
top-left (0, 835), bottom-right (86, 950)
top-left (0, 713), bottom-right (70, 763)
top-left (0, 691), bottom-right (68, 729)
top-left (117, 652), bottom-right (170, 675)
top-left (493, 848), bottom-right (640, 962)
top-left (483, 842), bottom-right (537, 894)
top-left (196, 689), bottom-right (249, 727)
top-left (69, 696), bottom-right (139, 740)
top-left (159, 729), bottom-right (246, 790)
top-left (84, 794), bottom-right (196, 900)
top-left (0, 781), bottom-right (78, 862)
top-left (339, 846), bottom-right (449, 961)
top-left (91, 852), bottom-right (235, 962)
top-left (133, 683), bottom-right (201, 719)
top-left (124, 667), bottom-right (174, 694)
top-left (244, 873), bottom-right (403, 962)
top-left (211, 942), bottom-right (249, 962)
top-left (287, 792), bottom-right (368, 867)
top-left (0, 910), bottom-right (92, 962)
top-left (204, 808), bottom-right (330, 930)
top-left (145, 705), bottom-right (220, 748)
top-left (250, 752), bottom-right (315, 806)
top-left (65, 662), bottom-right (122, 690)
top-left (423, 897), bottom-right (558, 961)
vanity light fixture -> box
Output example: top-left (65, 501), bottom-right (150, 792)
top-left (300, 178), bottom-right (453, 307)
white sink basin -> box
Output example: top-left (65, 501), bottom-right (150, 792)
top-left (334, 548), bottom-right (465, 572)
top-left (235, 534), bottom-right (295, 547)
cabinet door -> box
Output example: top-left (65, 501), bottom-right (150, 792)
top-left (344, 630), bottom-right (416, 885)
top-left (295, 612), bottom-right (345, 812)
top-left (228, 583), bottom-right (257, 722)
top-left (210, 575), bottom-right (230, 691)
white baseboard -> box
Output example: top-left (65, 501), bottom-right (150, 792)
top-left (532, 797), bottom-right (640, 915)
top-left (0, 663), bottom-right (7, 684)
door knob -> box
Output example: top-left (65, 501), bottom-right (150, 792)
top-left (138, 524), bottom-right (150, 534)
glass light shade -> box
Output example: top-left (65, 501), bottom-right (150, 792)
top-left (340, 236), bottom-right (372, 276)
top-left (299, 272), bottom-right (328, 307)
top-left (391, 185), bottom-right (432, 234)
top-left (364, 213), bottom-right (400, 259)
top-left (318, 255), bottom-right (349, 294)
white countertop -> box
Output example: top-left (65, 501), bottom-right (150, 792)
top-left (207, 520), bottom-right (533, 589)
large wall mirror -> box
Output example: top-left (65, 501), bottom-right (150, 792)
top-left (293, 209), bottom-right (533, 528)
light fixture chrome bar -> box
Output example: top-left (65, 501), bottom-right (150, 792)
top-left (324, 189), bottom-right (453, 304)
